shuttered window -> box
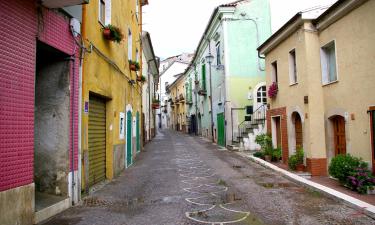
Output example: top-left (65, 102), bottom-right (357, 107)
top-left (201, 64), bottom-right (206, 91)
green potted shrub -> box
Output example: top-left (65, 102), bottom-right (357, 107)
top-left (255, 134), bottom-right (273, 162)
top-left (129, 60), bottom-right (140, 71)
top-left (329, 154), bottom-right (368, 183)
top-left (272, 148), bottom-right (282, 162)
top-left (288, 148), bottom-right (304, 171)
top-left (137, 75), bottom-right (146, 82)
top-left (102, 24), bottom-right (124, 43)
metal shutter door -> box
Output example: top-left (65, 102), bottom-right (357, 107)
top-left (88, 96), bottom-right (106, 186)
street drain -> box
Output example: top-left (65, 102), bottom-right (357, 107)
top-left (222, 193), bottom-right (242, 204)
top-left (232, 165), bottom-right (243, 169)
top-left (82, 197), bottom-right (111, 207)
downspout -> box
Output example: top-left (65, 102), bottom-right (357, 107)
top-left (70, 47), bottom-right (77, 206)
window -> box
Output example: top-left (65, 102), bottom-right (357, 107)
top-left (128, 29), bottom-right (132, 60)
top-left (289, 49), bottom-right (297, 84)
top-left (99, 0), bottom-right (105, 24)
top-left (99, 0), bottom-right (111, 25)
top-left (201, 63), bottom-right (206, 91)
top-left (257, 86), bottom-right (267, 104)
top-left (271, 61), bottom-right (278, 84)
top-left (216, 42), bottom-right (221, 65)
top-left (188, 78), bottom-right (192, 101)
top-left (321, 41), bottom-right (337, 84)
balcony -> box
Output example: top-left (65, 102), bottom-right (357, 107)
top-left (41, 0), bottom-right (89, 8)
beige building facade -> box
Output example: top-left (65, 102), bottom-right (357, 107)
top-left (258, 0), bottom-right (375, 175)
top-left (167, 74), bottom-right (187, 132)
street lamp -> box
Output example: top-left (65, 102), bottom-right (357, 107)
top-left (205, 52), bottom-right (215, 143)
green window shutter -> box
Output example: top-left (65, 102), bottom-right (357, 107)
top-left (189, 78), bottom-right (193, 101)
top-left (201, 64), bottom-right (206, 90)
top-left (185, 83), bottom-right (189, 100)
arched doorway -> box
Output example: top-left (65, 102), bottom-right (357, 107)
top-left (292, 112), bottom-right (303, 150)
top-left (253, 83), bottom-right (267, 111)
top-left (330, 115), bottom-right (346, 155)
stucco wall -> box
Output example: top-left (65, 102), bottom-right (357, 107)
top-left (82, 0), bottom-right (142, 189)
top-left (35, 58), bottom-right (70, 196)
top-left (264, 1), bottom-right (375, 170)
top-left (319, 0), bottom-right (375, 162)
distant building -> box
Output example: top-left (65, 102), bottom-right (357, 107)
top-left (157, 53), bottom-right (193, 130)
top-left (258, 0), bottom-right (375, 175)
top-left (141, 31), bottom-right (159, 143)
top-left (184, 0), bottom-right (272, 147)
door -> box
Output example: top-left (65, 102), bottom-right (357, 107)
top-left (88, 96), bottom-right (106, 186)
top-left (332, 116), bottom-right (346, 155)
top-left (126, 110), bottom-right (132, 167)
top-left (217, 113), bottom-right (225, 147)
top-left (370, 109), bottom-right (375, 174)
top-left (136, 112), bottom-right (140, 153)
top-left (295, 114), bottom-right (303, 149)
top-left (275, 117), bottom-right (282, 149)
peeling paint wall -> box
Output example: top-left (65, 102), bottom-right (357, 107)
top-left (35, 56), bottom-right (70, 196)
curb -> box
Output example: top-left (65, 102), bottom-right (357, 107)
top-left (236, 152), bottom-right (375, 219)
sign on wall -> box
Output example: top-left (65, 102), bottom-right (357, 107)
top-left (119, 112), bottom-right (125, 139)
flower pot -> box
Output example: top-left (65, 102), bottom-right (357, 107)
top-left (103, 28), bottom-right (112, 40)
top-left (368, 187), bottom-right (375, 195)
top-left (130, 64), bottom-right (137, 71)
top-left (296, 164), bottom-right (305, 172)
top-left (136, 76), bottom-right (142, 81)
top-left (264, 155), bottom-right (272, 162)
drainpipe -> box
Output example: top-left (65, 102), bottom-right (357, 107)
top-left (69, 48), bottom-right (77, 206)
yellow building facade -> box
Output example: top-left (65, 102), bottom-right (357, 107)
top-left (168, 74), bottom-right (188, 132)
top-left (81, 0), bottom-right (145, 191)
top-left (258, 0), bottom-right (375, 175)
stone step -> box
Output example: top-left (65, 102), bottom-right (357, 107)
top-left (295, 172), bottom-right (312, 179)
top-left (227, 144), bottom-right (239, 151)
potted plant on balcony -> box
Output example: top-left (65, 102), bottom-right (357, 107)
top-left (152, 98), bottom-right (160, 109)
top-left (268, 82), bottom-right (278, 99)
top-left (129, 60), bottom-right (140, 71)
top-left (102, 24), bottom-right (124, 43)
top-left (137, 75), bottom-right (146, 83)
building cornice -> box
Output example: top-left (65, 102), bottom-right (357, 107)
top-left (314, 0), bottom-right (368, 31)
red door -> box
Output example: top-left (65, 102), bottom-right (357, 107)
top-left (332, 116), bottom-right (346, 156)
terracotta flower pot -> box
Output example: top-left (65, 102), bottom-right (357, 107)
top-left (296, 164), bottom-right (305, 172)
top-left (265, 155), bottom-right (272, 162)
top-left (130, 64), bottom-right (137, 71)
top-left (103, 28), bottom-right (112, 40)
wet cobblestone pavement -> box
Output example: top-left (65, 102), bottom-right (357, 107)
top-left (40, 130), bottom-right (375, 225)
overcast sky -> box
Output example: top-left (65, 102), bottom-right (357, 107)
top-left (143, 0), bottom-right (337, 59)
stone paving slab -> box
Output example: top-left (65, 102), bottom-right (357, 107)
top-left (39, 131), bottom-right (375, 225)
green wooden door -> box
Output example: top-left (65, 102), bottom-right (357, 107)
top-left (126, 110), bottom-right (132, 167)
top-left (136, 112), bottom-right (140, 153)
top-left (217, 113), bottom-right (225, 147)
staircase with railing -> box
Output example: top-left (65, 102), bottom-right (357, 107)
top-left (231, 104), bottom-right (267, 151)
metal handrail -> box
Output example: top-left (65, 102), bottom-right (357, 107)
top-left (236, 104), bottom-right (267, 142)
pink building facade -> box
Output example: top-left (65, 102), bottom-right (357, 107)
top-left (0, 1), bottom-right (81, 224)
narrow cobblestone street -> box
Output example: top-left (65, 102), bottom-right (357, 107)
top-left (41, 131), bottom-right (374, 225)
